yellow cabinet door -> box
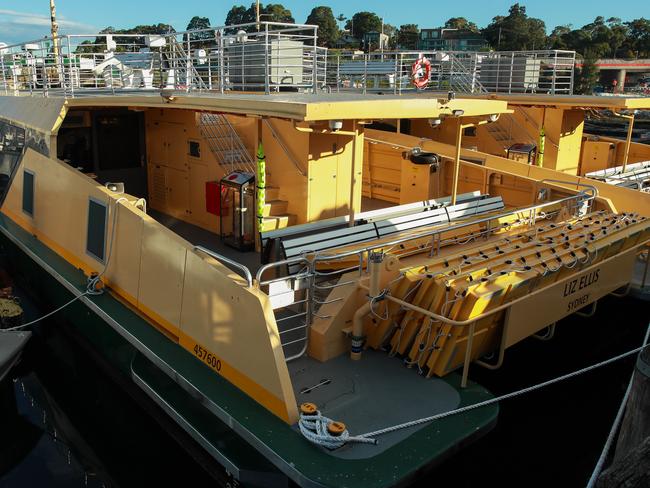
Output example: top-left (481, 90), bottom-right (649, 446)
top-left (166, 167), bottom-right (190, 220)
top-left (147, 122), bottom-right (167, 165)
top-left (188, 162), bottom-right (218, 231)
top-left (308, 134), bottom-right (338, 221)
top-left (161, 121), bottom-right (188, 171)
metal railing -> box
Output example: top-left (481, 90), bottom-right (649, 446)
top-left (254, 185), bottom-right (596, 361)
top-left (1, 27), bottom-right (574, 98)
top-left (326, 50), bottom-right (485, 94)
top-left (325, 49), bottom-right (575, 95)
top-left (0, 22), bottom-right (325, 97)
top-left (478, 50), bottom-right (575, 95)
top-left (194, 245), bottom-right (253, 287)
top-left (256, 257), bottom-right (315, 362)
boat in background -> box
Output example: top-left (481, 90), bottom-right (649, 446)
top-left (0, 21), bottom-right (649, 487)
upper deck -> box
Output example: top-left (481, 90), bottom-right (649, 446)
top-left (0, 21), bottom-right (577, 99)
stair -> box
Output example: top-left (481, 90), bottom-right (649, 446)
top-left (266, 186), bottom-right (280, 201)
top-left (197, 113), bottom-right (256, 174)
top-left (261, 214), bottom-right (296, 232)
top-left (263, 199), bottom-right (288, 217)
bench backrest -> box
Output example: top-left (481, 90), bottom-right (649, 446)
top-left (263, 194), bottom-right (505, 268)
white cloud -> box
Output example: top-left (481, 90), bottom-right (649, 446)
top-left (0, 9), bottom-right (96, 45)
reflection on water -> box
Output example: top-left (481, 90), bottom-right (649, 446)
top-left (0, 287), bottom-right (218, 488)
top-left (0, 376), bottom-right (107, 488)
top-left (0, 281), bottom-right (648, 488)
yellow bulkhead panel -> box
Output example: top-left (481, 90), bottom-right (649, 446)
top-left (1, 149), bottom-right (300, 424)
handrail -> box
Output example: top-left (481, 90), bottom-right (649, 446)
top-left (256, 256), bottom-right (312, 286)
top-left (263, 119), bottom-right (307, 177)
top-left (193, 246), bottom-right (253, 288)
top-left (539, 179), bottom-right (598, 198)
top-left (312, 191), bottom-right (594, 263)
top-left (358, 240), bottom-right (637, 328)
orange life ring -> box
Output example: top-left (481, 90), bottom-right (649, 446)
top-left (412, 57), bottom-right (431, 89)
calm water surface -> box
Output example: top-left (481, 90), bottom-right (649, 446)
top-left (1, 287), bottom-right (648, 488)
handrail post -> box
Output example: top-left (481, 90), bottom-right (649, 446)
top-left (0, 53), bottom-right (6, 95)
top-left (461, 321), bottom-right (476, 388)
top-left (264, 23), bottom-right (270, 94)
top-left (312, 26), bottom-right (318, 92)
top-left (219, 29), bottom-right (225, 93)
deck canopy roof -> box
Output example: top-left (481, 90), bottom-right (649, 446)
top-left (463, 93), bottom-right (650, 110)
top-left (63, 92), bottom-right (510, 122)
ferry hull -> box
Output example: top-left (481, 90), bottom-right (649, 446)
top-left (0, 212), bottom-right (499, 488)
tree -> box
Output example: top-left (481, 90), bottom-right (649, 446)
top-left (224, 3), bottom-right (294, 32)
top-left (575, 49), bottom-right (600, 94)
top-left (482, 3), bottom-right (547, 50)
top-left (306, 6), bottom-right (339, 47)
top-left (624, 18), bottom-right (650, 57)
top-left (552, 16), bottom-right (634, 58)
top-left (264, 4), bottom-right (294, 23)
top-left (225, 5), bottom-right (251, 27)
top-left (444, 17), bottom-right (479, 33)
top-left (185, 16), bottom-right (212, 46)
top-left (548, 25), bottom-right (572, 49)
top-left (345, 11), bottom-right (382, 40)
top-left (76, 23), bottom-right (176, 53)
top-left (397, 24), bottom-right (419, 50)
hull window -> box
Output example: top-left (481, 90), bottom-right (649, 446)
top-left (22, 170), bottom-right (34, 217)
top-left (86, 198), bottom-right (108, 262)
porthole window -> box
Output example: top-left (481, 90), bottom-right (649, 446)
top-left (86, 198), bottom-right (107, 262)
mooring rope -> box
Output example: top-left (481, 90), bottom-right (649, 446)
top-left (358, 333), bottom-right (649, 440)
top-left (0, 197), bottom-right (127, 333)
top-left (585, 322), bottom-right (650, 487)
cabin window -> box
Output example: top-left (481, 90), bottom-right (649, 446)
top-left (0, 120), bottom-right (26, 204)
top-left (188, 140), bottom-right (201, 158)
top-left (22, 170), bottom-right (34, 217)
top-left (86, 198), bottom-right (108, 262)
top-left (463, 127), bottom-right (477, 137)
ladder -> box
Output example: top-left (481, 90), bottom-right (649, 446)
top-left (198, 112), bottom-right (256, 174)
top-left (164, 37), bottom-right (208, 91)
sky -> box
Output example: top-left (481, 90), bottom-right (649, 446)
top-left (0, 0), bottom-right (646, 45)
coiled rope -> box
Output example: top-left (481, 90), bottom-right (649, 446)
top-left (298, 404), bottom-right (377, 449)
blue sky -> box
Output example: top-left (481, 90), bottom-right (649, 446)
top-left (0, 0), bottom-right (645, 45)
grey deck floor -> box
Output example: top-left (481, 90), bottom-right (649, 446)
top-left (288, 350), bottom-right (461, 459)
top-left (149, 210), bottom-right (262, 273)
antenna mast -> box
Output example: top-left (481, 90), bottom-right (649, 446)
top-left (50, 0), bottom-right (60, 58)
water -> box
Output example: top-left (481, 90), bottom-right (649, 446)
top-left (1, 289), bottom-right (648, 487)
top-left (0, 290), bottom-right (217, 488)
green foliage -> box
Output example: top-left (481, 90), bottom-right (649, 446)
top-left (547, 16), bottom-right (650, 58)
top-left (397, 24), bottom-right (419, 50)
top-left (624, 18), bottom-right (650, 57)
top-left (444, 17), bottom-right (479, 33)
top-left (185, 16), bottom-right (212, 46)
top-left (345, 11), bottom-right (382, 40)
top-left (482, 3), bottom-right (547, 50)
top-left (76, 24), bottom-right (175, 53)
top-left (306, 6), bottom-right (339, 47)
top-left (224, 3), bottom-right (295, 32)
top-left (575, 50), bottom-right (600, 94)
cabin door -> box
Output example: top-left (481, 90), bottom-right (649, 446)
top-left (307, 134), bottom-right (352, 221)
